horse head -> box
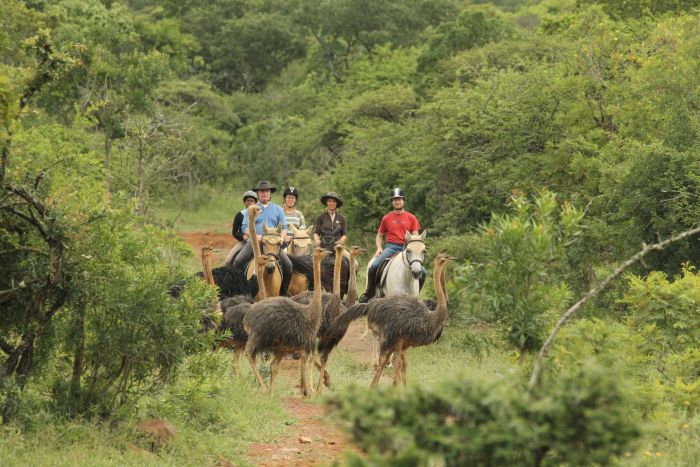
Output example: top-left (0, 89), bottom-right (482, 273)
top-left (289, 224), bottom-right (314, 256)
top-left (404, 230), bottom-right (427, 280)
top-left (261, 223), bottom-right (283, 272)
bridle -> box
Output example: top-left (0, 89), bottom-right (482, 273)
top-left (402, 238), bottom-right (426, 268)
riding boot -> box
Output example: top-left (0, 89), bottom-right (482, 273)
top-left (280, 272), bottom-right (291, 296)
top-left (360, 272), bottom-right (377, 303)
top-left (279, 251), bottom-right (293, 296)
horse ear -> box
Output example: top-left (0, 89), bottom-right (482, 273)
top-left (419, 230), bottom-right (427, 241)
top-left (307, 225), bottom-right (314, 236)
top-left (262, 223), bottom-right (271, 233)
top-left (276, 224), bottom-right (282, 234)
top-left (404, 231), bottom-right (412, 242)
top-left (290, 224), bottom-right (299, 235)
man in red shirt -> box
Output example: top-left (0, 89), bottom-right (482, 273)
top-left (360, 188), bottom-right (426, 302)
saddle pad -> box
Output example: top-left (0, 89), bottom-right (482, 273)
top-left (376, 251), bottom-right (400, 297)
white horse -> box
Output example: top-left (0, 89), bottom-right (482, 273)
top-left (364, 230), bottom-right (427, 366)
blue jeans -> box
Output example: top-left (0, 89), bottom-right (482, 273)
top-left (369, 243), bottom-right (405, 272)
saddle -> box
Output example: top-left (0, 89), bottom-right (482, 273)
top-left (373, 251), bottom-right (401, 297)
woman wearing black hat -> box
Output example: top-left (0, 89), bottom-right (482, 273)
top-left (314, 192), bottom-right (348, 250)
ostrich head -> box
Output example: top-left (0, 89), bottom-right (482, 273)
top-left (349, 245), bottom-right (366, 258)
top-left (404, 230), bottom-right (427, 279)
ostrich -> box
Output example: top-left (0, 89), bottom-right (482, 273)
top-left (245, 205), bottom-right (282, 300)
top-left (344, 246), bottom-right (366, 307)
top-left (335, 253), bottom-right (455, 389)
top-left (292, 244), bottom-right (366, 393)
top-left (217, 254), bottom-right (271, 374)
top-left (243, 248), bottom-right (331, 396)
top-left (198, 246), bottom-right (224, 330)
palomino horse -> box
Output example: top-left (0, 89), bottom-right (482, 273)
top-left (287, 224), bottom-right (314, 256)
top-left (365, 230), bottom-right (427, 365)
top-left (246, 223), bottom-right (283, 300)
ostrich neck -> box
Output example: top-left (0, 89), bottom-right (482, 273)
top-left (249, 213), bottom-right (261, 259)
top-left (308, 254), bottom-right (324, 329)
top-left (256, 258), bottom-right (267, 299)
top-left (432, 261), bottom-right (449, 325)
top-left (346, 254), bottom-right (358, 305)
top-left (332, 248), bottom-right (343, 297)
top-left (202, 253), bottom-right (215, 285)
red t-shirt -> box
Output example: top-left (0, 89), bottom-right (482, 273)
top-left (378, 211), bottom-right (421, 244)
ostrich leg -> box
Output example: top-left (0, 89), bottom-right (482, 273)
top-left (401, 350), bottom-right (408, 386)
top-left (392, 349), bottom-right (404, 387)
top-left (299, 351), bottom-right (310, 397)
top-left (315, 353), bottom-right (330, 394)
top-left (370, 352), bottom-right (391, 387)
top-left (233, 348), bottom-right (243, 375)
top-left (246, 353), bottom-right (267, 390)
top-left (269, 353), bottom-right (283, 392)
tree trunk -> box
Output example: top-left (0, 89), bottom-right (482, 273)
top-left (69, 303), bottom-right (86, 413)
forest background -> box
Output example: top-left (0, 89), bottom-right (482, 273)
top-left (1, 0), bottom-right (699, 465)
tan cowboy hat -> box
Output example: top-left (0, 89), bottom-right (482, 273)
top-left (252, 180), bottom-right (277, 193)
top-left (320, 192), bottom-right (343, 208)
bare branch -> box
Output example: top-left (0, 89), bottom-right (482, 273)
top-left (528, 224), bottom-right (700, 391)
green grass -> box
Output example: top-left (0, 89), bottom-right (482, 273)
top-left (0, 352), bottom-right (291, 467)
top-left (153, 185), bottom-right (246, 233)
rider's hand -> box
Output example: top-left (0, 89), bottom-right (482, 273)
top-left (374, 248), bottom-right (382, 257)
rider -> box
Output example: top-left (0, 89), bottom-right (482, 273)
top-left (282, 186), bottom-right (306, 230)
top-left (314, 191), bottom-right (348, 250)
top-left (359, 187), bottom-right (425, 303)
top-left (232, 180), bottom-right (293, 296)
top-left (225, 190), bottom-right (258, 265)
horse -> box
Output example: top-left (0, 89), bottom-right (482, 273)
top-left (364, 230), bottom-right (427, 366)
top-left (287, 224), bottom-right (314, 256)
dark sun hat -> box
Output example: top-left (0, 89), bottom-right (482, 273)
top-left (252, 180), bottom-right (276, 193)
top-left (320, 192), bottom-right (343, 208)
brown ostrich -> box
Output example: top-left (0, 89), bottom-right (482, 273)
top-left (217, 254), bottom-right (271, 373)
top-left (292, 244), bottom-right (366, 393)
top-left (334, 253), bottom-right (455, 389)
top-left (243, 248), bottom-right (331, 396)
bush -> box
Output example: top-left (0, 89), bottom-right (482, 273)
top-left (330, 359), bottom-right (641, 466)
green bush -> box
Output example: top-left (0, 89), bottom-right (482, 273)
top-left (331, 359), bottom-right (641, 466)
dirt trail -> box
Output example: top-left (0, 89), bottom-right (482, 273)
top-left (178, 232), bottom-right (372, 466)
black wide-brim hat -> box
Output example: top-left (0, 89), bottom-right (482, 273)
top-left (252, 180), bottom-right (276, 193)
top-left (320, 192), bottom-right (343, 208)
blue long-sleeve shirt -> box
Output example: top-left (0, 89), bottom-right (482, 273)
top-left (241, 202), bottom-right (288, 235)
